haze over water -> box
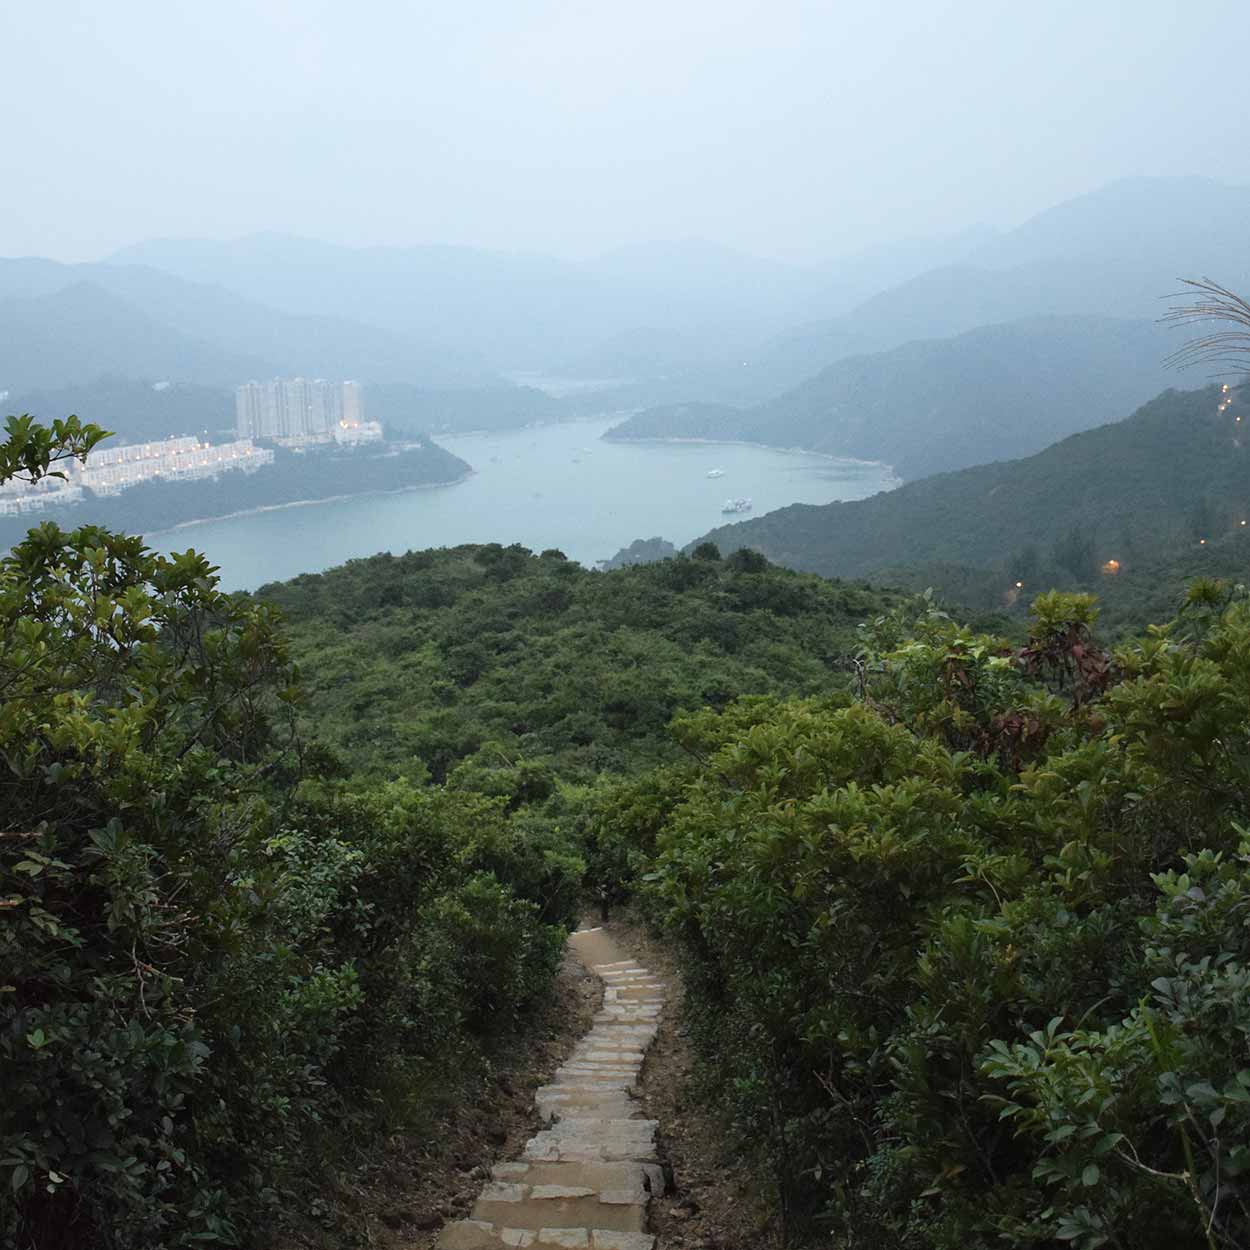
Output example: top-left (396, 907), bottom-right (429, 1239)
top-left (150, 419), bottom-right (897, 591)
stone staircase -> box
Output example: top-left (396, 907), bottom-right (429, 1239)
top-left (436, 929), bottom-right (665, 1250)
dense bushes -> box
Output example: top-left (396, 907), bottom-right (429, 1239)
top-left (0, 420), bottom-right (579, 1247)
top-left (639, 589), bottom-right (1250, 1248)
top-left (260, 543), bottom-right (902, 787)
top-left (9, 409), bottom-right (1247, 1249)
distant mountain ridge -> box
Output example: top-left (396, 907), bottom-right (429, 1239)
top-left (748, 176), bottom-right (1250, 393)
top-left (10, 174), bottom-right (1247, 420)
top-left (606, 315), bottom-right (1184, 479)
top-left (0, 283), bottom-right (267, 394)
top-left (0, 257), bottom-right (497, 394)
top-left (107, 234), bottom-right (828, 372)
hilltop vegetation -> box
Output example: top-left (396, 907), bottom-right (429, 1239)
top-left (258, 543), bottom-right (900, 788)
top-left (694, 384), bottom-right (1249, 631)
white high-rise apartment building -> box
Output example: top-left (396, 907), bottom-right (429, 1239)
top-left (342, 381), bottom-right (363, 425)
top-left (235, 379), bottom-right (365, 443)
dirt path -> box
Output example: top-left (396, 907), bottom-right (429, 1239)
top-left (434, 926), bottom-right (666, 1250)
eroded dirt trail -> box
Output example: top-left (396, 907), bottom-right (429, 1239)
top-left (436, 927), bottom-right (665, 1250)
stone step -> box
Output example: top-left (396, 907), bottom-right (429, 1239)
top-left (492, 1159), bottom-right (665, 1196)
top-left (557, 1067), bottom-right (640, 1077)
top-left (472, 1188), bottom-right (644, 1233)
top-left (437, 1220), bottom-right (655, 1248)
top-left (534, 1093), bottom-right (639, 1121)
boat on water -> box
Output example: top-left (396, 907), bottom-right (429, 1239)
top-left (706, 467), bottom-right (725, 478)
top-left (721, 497), bottom-right (753, 515)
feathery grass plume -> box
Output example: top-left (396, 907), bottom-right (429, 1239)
top-left (1162, 277), bottom-right (1250, 377)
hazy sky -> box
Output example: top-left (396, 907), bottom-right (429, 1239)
top-left (6, 0), bottom-right (1250, 264)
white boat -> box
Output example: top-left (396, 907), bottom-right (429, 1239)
top-left (721, 497), bottom-right (753, 515)
top-left (706, 468), bottom-right (725, 478)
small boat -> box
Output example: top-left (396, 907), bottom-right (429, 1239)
top-left (721, 497), bottom-right (753, 515)
top-left (706, 468), bottom-right (725, 478)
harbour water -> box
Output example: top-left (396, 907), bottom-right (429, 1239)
top-left (150, 418), bottom-right (898, 591)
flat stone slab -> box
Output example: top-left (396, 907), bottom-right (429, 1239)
top-left (472, 1196), bottom-right (643, 1234)
top-left (441, 1221), bottom-right (656, 1248)
top-left (592, 1235), bottom-right (656, 1250)
top-left (493, 1161), bottom-right (653, 1191)
top-left (537, 1118), bottom-right (658, 1139)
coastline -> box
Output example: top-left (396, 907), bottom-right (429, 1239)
top-left (600, 430), bottom-right (898, 475)
top-left (438, 412), bottom-right (640, 441)
top-left (148, 471), bottom-right (474, 538)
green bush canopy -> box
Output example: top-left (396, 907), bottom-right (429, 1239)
top-left (630, 586), bottom-right (1250, 1249)
top-left (0, 416), bottom-right (574, 1247)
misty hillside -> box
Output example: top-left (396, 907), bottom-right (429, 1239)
top-left (4, 378), bottom-right (235, 444)
top-left (606, 315), bottom-right (1182, 478)
top-left (692, 384), bottom-right (1242, 583)
top-left (108, 235), bottom-right (828, 370)
top-left (366, 382), bottom-right (564, 435)
top-left (0, 258), bottom-right (497, 393)
top-left (0, 283), bottom-right (267, 394)
top-left (102, 178), bottom-right (1250, 404)
top-left (750, 176), bottom-right (1250, 392)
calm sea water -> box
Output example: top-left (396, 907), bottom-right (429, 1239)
top-left (149, 419), bottom-right (898, 591)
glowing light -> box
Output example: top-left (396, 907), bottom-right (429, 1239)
top-left (1015, 581), bottom-right (1023, 588)
top-left (1200, 538), bottom-right (1207, 545)
top-left (1101, 559), bottom-right (1121, 576)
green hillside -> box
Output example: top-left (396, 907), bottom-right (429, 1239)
top-left (606, 316), bottom-right (1182, 478)
top-left (257, 544), bottom-right (901, 787)
top-left (5, 377), bottom-right (235, 444)
top-left (693, 384), bottom-right (1248, 627)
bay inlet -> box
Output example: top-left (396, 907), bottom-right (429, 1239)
top-left (149, 418), bottom-right (898, 591)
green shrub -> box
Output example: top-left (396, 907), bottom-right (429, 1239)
top-left (643, 594), bottom-right (1250, 1248)
top-left (0, 418), bottom-right (574, 1247)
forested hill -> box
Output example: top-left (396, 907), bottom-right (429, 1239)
top-left (6, 378), bottom-right (235, 444)
top-left (257, 543), bottom-right (901, 787)
top-left (605, 316), bottom-right (1179, 479)
top-left (693, 384), bottom-right (1247, 624)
